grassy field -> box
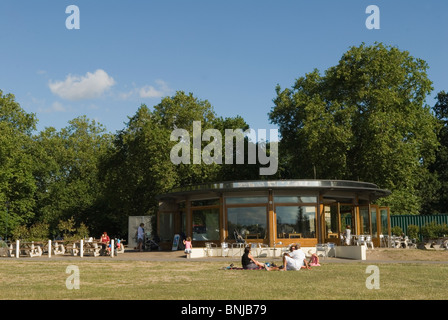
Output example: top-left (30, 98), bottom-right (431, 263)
top-left (0, 258), bottom-right (447, 300)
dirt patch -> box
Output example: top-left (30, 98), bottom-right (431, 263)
top-left (366, 248), bottom-right (448, 261)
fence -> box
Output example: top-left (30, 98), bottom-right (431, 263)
top-left (391, 214), bottom-right (448, 239)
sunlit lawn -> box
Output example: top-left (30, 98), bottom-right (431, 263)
top-left (0, 259), bottom-right (447, 300)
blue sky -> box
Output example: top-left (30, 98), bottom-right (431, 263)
top-left (1, 1), bottom-right (447, 135)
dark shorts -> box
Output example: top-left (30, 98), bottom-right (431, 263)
top-left (243, 262), bottom-right (258, 270)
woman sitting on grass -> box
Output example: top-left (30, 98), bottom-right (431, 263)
top-left (241, 247), bottom-right (265, 270)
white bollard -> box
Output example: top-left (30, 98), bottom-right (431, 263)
top-left (48, 240), bottom-right (52, 258)
top-left (16, 240), bottom-right (20, 258)
top-left (111, 239), bottom-right (114, 257)
top-left (80, 240), bottom-right (83, 258)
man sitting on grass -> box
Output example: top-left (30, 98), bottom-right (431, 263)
top-left (265, 243), bottom-right (310, 271)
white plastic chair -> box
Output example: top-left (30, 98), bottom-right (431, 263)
top-left (257, 243), bottom-right (269, 257)
top-left (315, 243), bottom-right (327, 258)
top-left (204, 242), bottom-right (217, 256)
top-left (356, 235), bottom-right (366, 246)
top-left (327, 242), bottom-right (336, 257)
top-left (231, 242), bottom-right (244, 257)
top-left (365, 235), bottom-right (374, 249)
top-left (221, 242), bottom-right (229, 257)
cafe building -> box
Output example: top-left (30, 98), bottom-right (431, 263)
top-left (157, 180), bottom-right (391, 250)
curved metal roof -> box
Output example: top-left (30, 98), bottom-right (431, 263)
top-left (159, 179), bottom-right (391, 200)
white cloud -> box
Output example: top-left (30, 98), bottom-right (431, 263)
top-left (138, 80), bottom-right (172, 98)
top-left (49, 69), bottom-right (115, 101)
top-left (118, 80), bottom-right (173, 101)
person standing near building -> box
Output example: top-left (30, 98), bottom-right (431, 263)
top-left (137, 223), bottom-right (145, 252)
top-left (183, 236), bottom-right (193, 254)
top-left (344, 225), bottom-right (351, 246)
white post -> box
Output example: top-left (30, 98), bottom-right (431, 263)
top-left (111, 239), bottom-right (114, 257)
top-left (48, 240), bottom-right (52, 258)
top-left (80, 240), bottom-right (84, 258)
top-left (16, 240), bottom-right (19, 258)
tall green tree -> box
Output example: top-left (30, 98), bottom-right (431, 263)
top-left (269, 43), bottom-right (439, 215)
top-left (424, 91), bottom-right (448, 214)
top-left (0, 91), bottom-right (38, 238)
top-left (33, 116), bottom-right (112, 236)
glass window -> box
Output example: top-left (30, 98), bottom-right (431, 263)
top-left (225, 197), bottom-right (268, 205)
top-left (274, 196), bottom-right (317, 203)
top-left (192, 208), bottom-right (219, 241)
top-left (324, 205), bottom-right (339, 239)
top-left (360, 207), bottom-right (370, 234)
top-left (191, 199), bottom-right (220, 206)
top-left (276, 206), bottom-right (316, 239)
top-left (227, 207), bottom-right (267, 239)
top-left (371, 207), bottom-right (377, 237)
top-left (380, 208), bottom-right (389, 236)
top-left (340, 205), bottom-right (354, 232)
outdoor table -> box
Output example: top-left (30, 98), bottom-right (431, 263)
top-left (20, 242), bottom-right (44, 257)
top-left (52, 240), bottom-right (66, 255)
top-left (82, 241), bottom-right (102, 257)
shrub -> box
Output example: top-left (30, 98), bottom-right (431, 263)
top-left (407, 224), bottom-right (419, 240)
top-left (57, 217), bottom-right (90, 241)
top-left (10, 222), bottom-right (50, 241)
top-left (420, 221), bottom-right (448, 240)
top-left (391, 225), bottom-right (403, 236)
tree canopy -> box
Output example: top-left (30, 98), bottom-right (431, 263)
top-left (269, 43), bottom-right (440, 214)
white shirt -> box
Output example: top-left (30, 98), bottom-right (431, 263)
top-left (285, 249), bottom-right (305, 270)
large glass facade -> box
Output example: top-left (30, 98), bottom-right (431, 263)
top-left (276, 206), bottom-right (316, 239)
top-left (227, 207), bottom-right (267, 240)
top-left (158, 180), bottom-right (391, 248)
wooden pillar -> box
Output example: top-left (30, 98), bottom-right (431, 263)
top-left (186, 197), bottom-right (192, 238)
top-left (219, 193), bottom-right (225, 244)
top-left (317, 194), bottom-right (323, 243)
top-left (268, 189), bottom-right (275, 247)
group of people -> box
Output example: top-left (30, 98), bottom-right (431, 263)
top-left (241, 243), bottom-right (321, 271)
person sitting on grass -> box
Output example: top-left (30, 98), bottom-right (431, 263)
top-left (265, 243), bottom-right (310, 271)
top-left (241, 246), bottom-right (265, 270)
top-left (308, 251), bottom-right (321, 267)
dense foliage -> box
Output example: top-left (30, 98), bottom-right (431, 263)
top-left (0, 43), bottom-right (446, 239)
top-left (269, 43), bottom-right (443, 215)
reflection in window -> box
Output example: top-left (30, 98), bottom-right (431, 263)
top-left (360, 207), bottom-right (370, 234)
top-left (274, 196), bottom-right (317, 203)
top-left (380, 208), bottom-right (389, 235)
top-left (191, 199), bottom-right (220, 206)
top-left (324, 205), bottom-right (339, 239)
top-left (371, 207), bottom-right (377, 237)
top-left (225, 197), bottom-right (268, 204)
top-left (227, 207), bottom-right (267, 239)
top-left (192, 209), bottom-right (219, 241)
top-left (276, 206), bottom-right (316, 238)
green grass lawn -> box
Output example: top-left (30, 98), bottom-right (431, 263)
top-left (0, 259), bottom-right (447, 300)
